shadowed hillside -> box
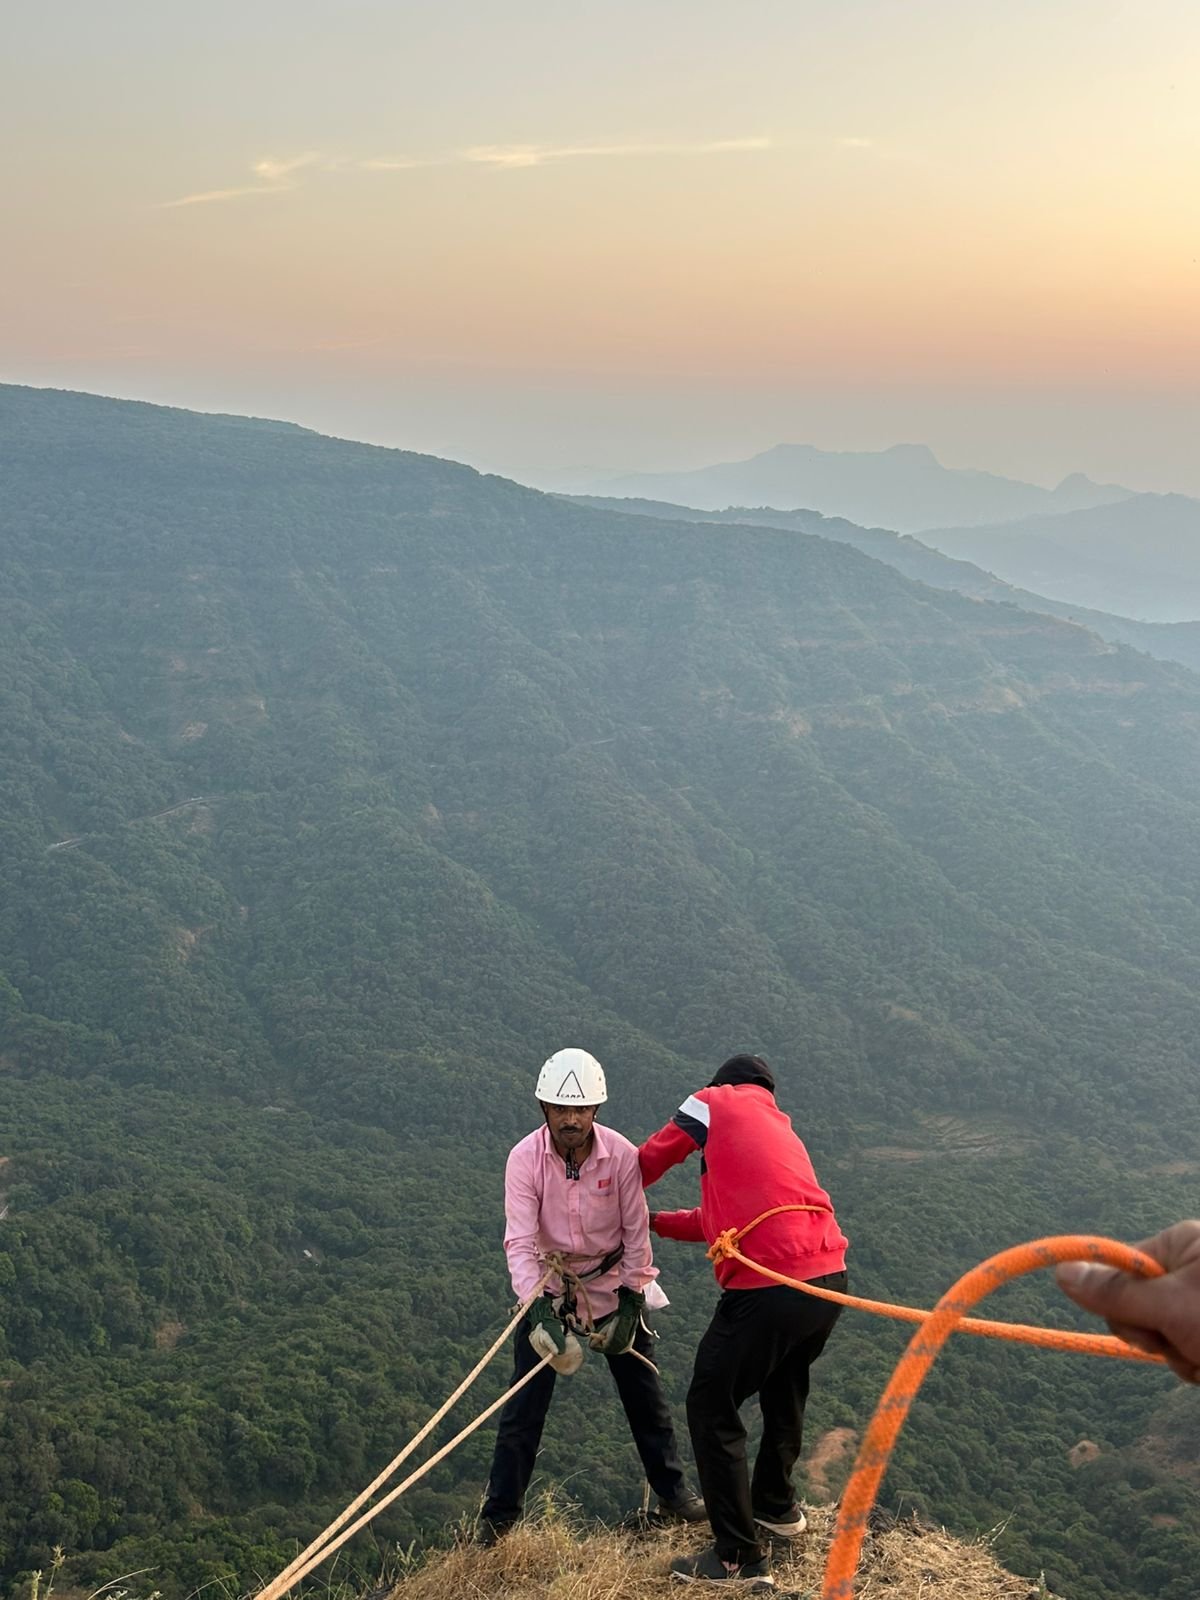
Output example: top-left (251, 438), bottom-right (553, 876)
top-left (924, 495), bottom-right (1200, 622)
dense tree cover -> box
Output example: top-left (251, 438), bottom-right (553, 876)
top-left (2, 384), bottom-right (1200, 1599)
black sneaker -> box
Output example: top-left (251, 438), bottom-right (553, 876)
top-left (657, 1492), bottom-right (709, 1525)
top-left (670, 1546), bottom-right (773, 1587)
top-left (753, 1507), bottom-right (807, 1540)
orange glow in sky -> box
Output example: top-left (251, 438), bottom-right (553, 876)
top-left (3, 0), bottom-right (1198, 489)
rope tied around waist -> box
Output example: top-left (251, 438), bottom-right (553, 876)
top-left (707, 1202), bottom-right (831, 1264)
top-left (707, 1204), bottom-right (1169, 1360)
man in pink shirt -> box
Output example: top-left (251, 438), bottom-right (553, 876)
top-left (478, 1048), bottom-right (705, 1544)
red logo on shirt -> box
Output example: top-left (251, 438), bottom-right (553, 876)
top-left (597, 1177), bottom-right (612, 1190)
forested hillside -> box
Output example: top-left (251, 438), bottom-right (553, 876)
top-left (568, 495), bottom-right (1200, 673)
top-left (2, 385), bottom-right (1199, 1600)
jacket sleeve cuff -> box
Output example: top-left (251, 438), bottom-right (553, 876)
top-left (652, 1207), bottom-right (706, 1242)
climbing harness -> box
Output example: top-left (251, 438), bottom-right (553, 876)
top-left (708, 1210), bottom-right (1168, 1599)
top-left (545, 1246), bottom-right (660, 1371)
top-left (554, 1242), bottom-right (624, 1317)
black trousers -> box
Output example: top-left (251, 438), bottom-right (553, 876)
top-left (482, 1308), bottom-right (687, 1527)
top-left (686, 1275), bottom-right (845, 1564)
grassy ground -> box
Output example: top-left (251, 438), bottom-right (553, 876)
top-left (380, 1500), bottom-right (1050, 1600)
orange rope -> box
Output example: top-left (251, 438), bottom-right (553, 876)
top-left (707, 1212), bottom-right (1167, 1598)
top-left (711, 1211), bottom-right (1163, 1363)
top-left (822, 1235), bottom-right (1164, 1599)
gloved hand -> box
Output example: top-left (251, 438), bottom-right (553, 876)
top-left (590, 1285), bottom-right (645, 1356)
top-left (527, 1296), bottom-right (584, 1374)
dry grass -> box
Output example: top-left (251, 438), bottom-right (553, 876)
top-left (380, 1500), bottom-right (1049, 1600)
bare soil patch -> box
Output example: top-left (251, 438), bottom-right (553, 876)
top-left (806, 1426), bottom-right (857, 1497)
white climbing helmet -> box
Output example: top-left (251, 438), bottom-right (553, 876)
top-left (536, 1048), bottom-right (608, 1107)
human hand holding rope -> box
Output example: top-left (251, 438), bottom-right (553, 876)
top-left (1057, 1220), bottom-right (1200, 1383)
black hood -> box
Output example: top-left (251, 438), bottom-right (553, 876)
top-left (709, 1054), bottom-right (776, 1094)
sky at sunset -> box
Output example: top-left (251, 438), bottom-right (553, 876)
top-left (3, 0), bottom-right (1199, 492)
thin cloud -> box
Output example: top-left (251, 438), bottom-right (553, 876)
top-left (359, 156), bottom-right (443, 172)
top-left (160, 151), bottom-right (324, 208)
top-left (462, 137), bottom-right (772, 169)
top-left (160, 182), bottom-right (298, 209)
top-left (161, 136), bottom-right (771, 207)
top-left (252, 152), bottom-right (323, 181)
top-left (837, 136), bottom-right (875, 149)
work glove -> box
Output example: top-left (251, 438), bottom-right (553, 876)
top-left (527, 1296), bottom-right (584, 1375)
top-left (589, 1285), bottom-right (645, 1357)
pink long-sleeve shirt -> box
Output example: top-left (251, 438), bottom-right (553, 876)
top-left (502, 1121), bottom-right (663, 1320)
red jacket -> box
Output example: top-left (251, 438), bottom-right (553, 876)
top-left (639, 1083), bottom-right (848, 1290)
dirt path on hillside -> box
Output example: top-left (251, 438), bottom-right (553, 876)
top-left (806, 1426), bottom-right (857, 1497)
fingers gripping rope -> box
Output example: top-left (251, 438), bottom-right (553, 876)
top-left (814, 1235), bottom-right (1165, 1600)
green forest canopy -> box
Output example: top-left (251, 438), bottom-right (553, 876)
top-left (1, 384), bottom-right (1199, 1600)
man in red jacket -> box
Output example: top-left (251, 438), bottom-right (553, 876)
top-left (640, 1054), bottom-right (849, 1586)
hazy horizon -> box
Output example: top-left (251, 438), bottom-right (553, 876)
top-left (4, 0), bottom-right (1200, 493)
top-left (7, 372), bottom-right (1199, 504)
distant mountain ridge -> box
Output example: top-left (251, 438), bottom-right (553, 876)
top-left (590, 441), bottom-right (1133, 533)
top-left (566, 494), bottom-right (1200, 672)
top-left (924, 493), bottom-right (1200, 623)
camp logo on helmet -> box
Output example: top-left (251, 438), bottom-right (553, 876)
top-left (535, 1048), bottom-right (608, 1107)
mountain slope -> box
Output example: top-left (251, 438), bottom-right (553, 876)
top-left (590, 441), bottom-right (1131, 532)
top-left (566, 495), bottom-right (1200, 672)
top-left (2, 384), bottom-right (1199, 1600)
top-left (922, 494), bottom-right (1200, 622)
